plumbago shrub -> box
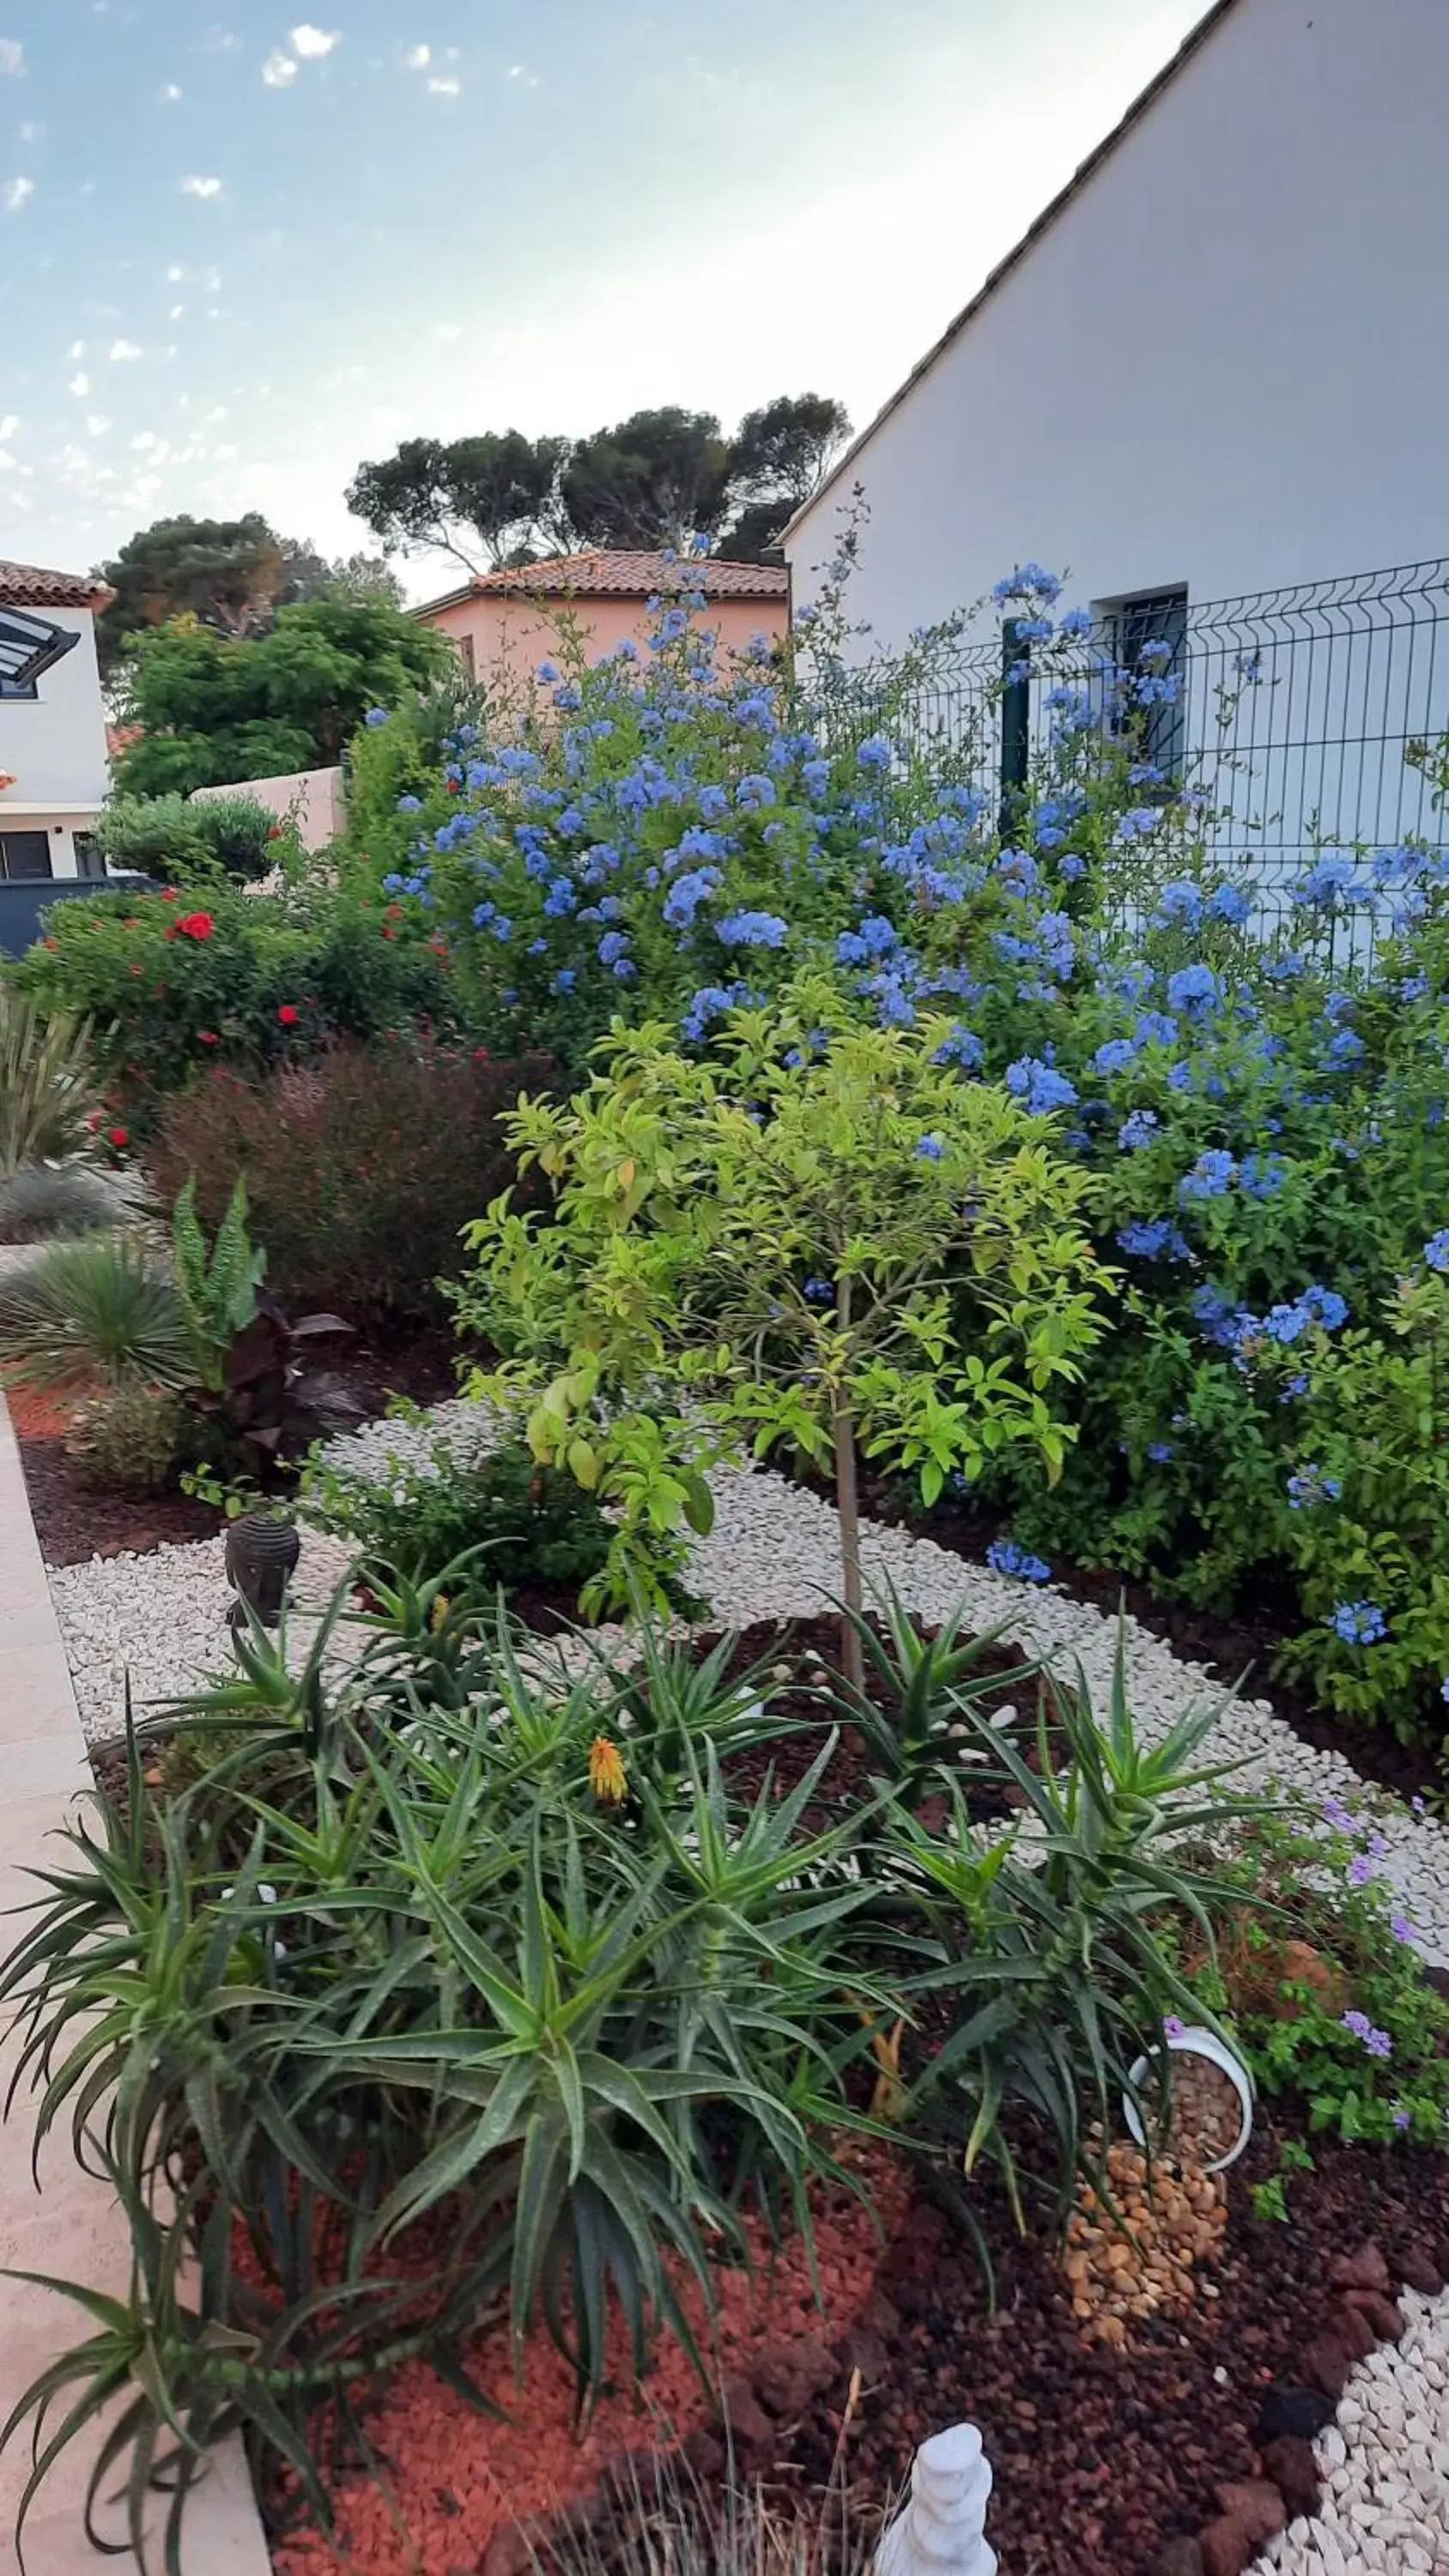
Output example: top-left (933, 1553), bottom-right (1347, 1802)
top-left (9, 871), bottom-right (456, 1113)
top-left (451, 976), bottom-right (1112, 1657)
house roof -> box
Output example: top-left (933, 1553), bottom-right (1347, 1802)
top-left (782, 0), bottom-right (1245, 547)
top-left (416, 550), bottom-right (789, 618)
top-left (0, 556), bottom-right (113, 610)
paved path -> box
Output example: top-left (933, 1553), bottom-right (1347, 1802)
top-left (0, 1394), bottom-right (270, 2573)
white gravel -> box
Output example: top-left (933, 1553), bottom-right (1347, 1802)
top-left (28, 1396), bottom-right (1449, 2567)
top-left (1251, 2290), bottom-right (1449, 2576)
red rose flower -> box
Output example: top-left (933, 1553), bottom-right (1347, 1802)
top-left (267, 825), bottom-right (283, 841)
top-left (108, 1126), bottom-right (129, 1149)
top-left (177, 912), bottom-right (215, 941)
top-left (198, 1030), bottom-right (220, 1046)
top-left (277, 1004), bottom-right (300, 1026)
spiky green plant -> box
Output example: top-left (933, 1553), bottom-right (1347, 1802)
top-left (172, 1175), bottom-right (265, 1388)
top-left (0, 1236), bottom-right (193, 1392)
top-left (0, 988), bottom-right (100, 1176)
top-left (0, 1158), bottom-right (144, 1244)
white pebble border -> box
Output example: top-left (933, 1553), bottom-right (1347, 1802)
top-left (1252, 2290), bottom-right (1449, 2576)
top-left (32, 1398), bottom-right (1449, 2575)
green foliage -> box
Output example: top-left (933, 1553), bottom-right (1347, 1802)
top-left (1249, 2176), bottom-right (1290, 2222)
top-left (0, 1161), bottom-right (142, 1245)
top-left (69, 1376), bottom-right (186, 1494)
top-left (172, 1175), bottom-right (264, 1387)
top-left (900, 1631), bottom-right (1264, 2224)
top-left (10, 877), bottom-right (455, 1114)
top-left (299, 1421), bottom-right (614, 1595)
top-left (0, 1595), bottom-right (883, 2560)
top-left (346, 431), bottom-right (571, 570)
top-left (0, 987), bottom-right (101, 1175)
top-left (453, 980), bottom-right (1111, 1629)
top-left (0, 1236), bottom-right (192, 1392)
top-left (94, 792), bottom-right (290, 886)
top-left (146, 1037), bottom-right (550, 1323)
top-left (1198, 1802), bottom-right (1449, 2145)
top-left (829, 1577), bottom-right (1041, 1803)
top-left (95, 511), bottom-right (287, 677)
top-left (110, 597), bottom-right (450, 798)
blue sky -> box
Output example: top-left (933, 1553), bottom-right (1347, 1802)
top-left (1, 0), bottom-right (1205, 589)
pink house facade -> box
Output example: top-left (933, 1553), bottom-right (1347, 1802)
top-left (413, 551), bottom-right (790, 690)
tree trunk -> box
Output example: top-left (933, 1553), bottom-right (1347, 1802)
top-left (832, 1274), bottom-right (865, 1697)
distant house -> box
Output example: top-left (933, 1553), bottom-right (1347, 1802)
top-left (414, 551), bottom-right (790, 687)
top-left (0, 558), bottom-right (112, 882)
top-left (785, 0), bottom-right (1449, 652)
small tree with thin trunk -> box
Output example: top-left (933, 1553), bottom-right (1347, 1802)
top-left (454, 981), bottom-right (1111, 1684)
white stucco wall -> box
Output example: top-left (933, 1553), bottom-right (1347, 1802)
top-left (190, 767), bottom-right (345, 854)
top-left (787, 0), bottom-right (1449, 647)
top-left (0, 605), bottom-right (109, 878)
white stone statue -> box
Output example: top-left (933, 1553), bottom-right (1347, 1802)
top-left (876, 2422), bottom-right (997, 2576)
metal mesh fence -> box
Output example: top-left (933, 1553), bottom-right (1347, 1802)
top-left (805, 558), bottom-right (1449, 964)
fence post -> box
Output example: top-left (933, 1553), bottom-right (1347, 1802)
top-left (998, 618), bottom-right (1029, 835)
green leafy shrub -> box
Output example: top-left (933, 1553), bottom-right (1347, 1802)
top-left (1192, 1799), bottom-right (1449, 2146)
top-left (10, 875), bottom-right (459, 1120)
top-left (0, 1236), bottom-right (192, 1392)
top-left (300, 1420), bottom-right (613, 1595)
top-left (146, 1037), bottom-right (553, 1321)
top-left (69, 1377), bottom-right (186, 1494)
top-left (453, 977), bottom-right (1112, 1659)
top-left (93, 791), bottom-right (294, 885)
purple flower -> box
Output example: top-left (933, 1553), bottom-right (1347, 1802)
top-left (1348, 1854), bottom-right (1374, 1887)
top-left (1323, 1795), bottom-right (1355, 1832)
top-left (1390, 1914), bottom-right (1415, 1944)
top-left (1366, 2027), bottom-right (1394, 2060)
top-left (986, 1538), bottom-right (1052, 1584)
top-left (1163, 2015), bottom-right (1185, 2041)
top-left (1343, 2009), bottom-right (1373, 2039)
top-left (1393, 2106), bottom-right (1412, 2131)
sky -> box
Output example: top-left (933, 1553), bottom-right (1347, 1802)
top-left (0, 0), bottom-right (1208, 596)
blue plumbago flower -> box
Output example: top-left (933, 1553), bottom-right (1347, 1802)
top-left (1117, 1218), bottom-right (1191, 1261)
top-left (1093, 1037), bottom-right (1140, 1077)
top-left (1425, 1230), bottom-right (1449, 1273)
top-left (992, 563), bottom-right (1063, 605)
top-left (856, 733), bottom-right (894, 772)
top-left (597, 929), bottom-right (632, 966)
top-left (1119, 1107), bottom-right (1161, 1152)
top-left (718, 910), bottom-right (788, 950)
top-left (1134, 1010), bottom-right (1179, 1048)
top-left (396, 793), bottom-right (421, 813)
top-left (1209, 882), bottom-right (1252, 925)
top-left (1294, 852), bottom-right (1360, 906)
top-left (1013, 615), bottom-right (1053, 643)
top-left (681, 981), bottom-right (748, 1042)
top-left (1148, 1441), bottom-right (1174, 1464)
top-left (1240, 1151), bottom-right (1288, 1199)
top-left (836, 914), bottom-right (899, 966)
top-left (1058, 853), bottom-right (1087, 881)
top-left (914, 1132), bottom-right (948, 1162)
top-left (1325, 1028), bottom-right (1365, 1067)
top-left (934, 1025), bottom-right (985, 1072)
top-left (986, 1538), bottom-right (1052, 1583)
top-left (803, 1277), bottom-right (834, 1304)
top-left (1179, 1148), bottom-right (1236, 1202)
top-left (364, 707), bottom-right (390, 727)
top-left (1288, 1465), bottom-right (1343, 1508)
top-left (536, 659), bottom-right (560, 683)
top-left (1301, 1285), bottom-right (1349, 1330)
top-left (1166, 963), bottom-right (1222, 1014)
top-left (553, 969), bottom-right (576, 994)
top-left (734, 773), bottom-right (777, 811)
top-left (1366, 2026), bottom-right (1394, 2059)
top-left (1114, 806), bottom-right (1166, 846)
top-left (664, 866), bottom-right (723, 930)
top-left (1331, 1600), bottom-right (1388, 1645)
top-left (1058, 605), bottom-right (1093, 638)
top-left (1004, 1055), bottom-right (1078, 1115)
top-left (1153, 879), bottom-right (1203, 927)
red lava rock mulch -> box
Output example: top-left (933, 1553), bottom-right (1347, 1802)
top-left (269, 2152), bottom-right (912, 2576)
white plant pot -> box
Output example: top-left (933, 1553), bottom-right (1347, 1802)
top-left (1122, 2022), bottom-right (1254, 2173)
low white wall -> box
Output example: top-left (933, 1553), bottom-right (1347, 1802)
top-left (190, 766), bottom-right (345, 854)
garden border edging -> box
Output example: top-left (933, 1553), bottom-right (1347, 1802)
top-left (0, 1390), bottom-right (272, 2575)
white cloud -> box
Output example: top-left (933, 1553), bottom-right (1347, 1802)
top-left (16, 118), bottom-right (39, 140)
top-left (0, 38), bottom-right (22, 76)
top-left (68, 338), bottom-right (84, 359)
top-left (403, 42), bottom-right (429, 70)
top-left (427, 76), bottom-right (459, 95)
top-left (506, 63), bottom-right (524, 77)
top-left (108, 338), bottom-right (142, 361)
top-left (290, 23), bottom-right (339, 58)
top-left (168, 302), bottom-right (185, 320)
top-left (262, 51), bottom-right (297, 87)
top-left (0, 413), bottom-right (15, 439)
top-left (157, 82), bottom-right (182, 102)
top-left (86, 415), bottom-right (109, 436)
top-left (3, 174), bottom-right (33, 212)
top-left (179, 174), bottom-right (223, 198)
top-left (214, 442), bottom-right (239, 461)
top-left (433, 323), bottom-right (463, 341)
top-left (166, 263), bottom-right (185, 283)
top-left (69, 372), bottom-right (90, 397)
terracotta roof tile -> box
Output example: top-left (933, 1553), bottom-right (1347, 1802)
top-left (0, 557), bottom-right (112, 609)
top-left (465, 551), bottom-right (788, 602)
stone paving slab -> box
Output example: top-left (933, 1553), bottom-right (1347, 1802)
top-left (0, 1394), bottom-right (271, 2574)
